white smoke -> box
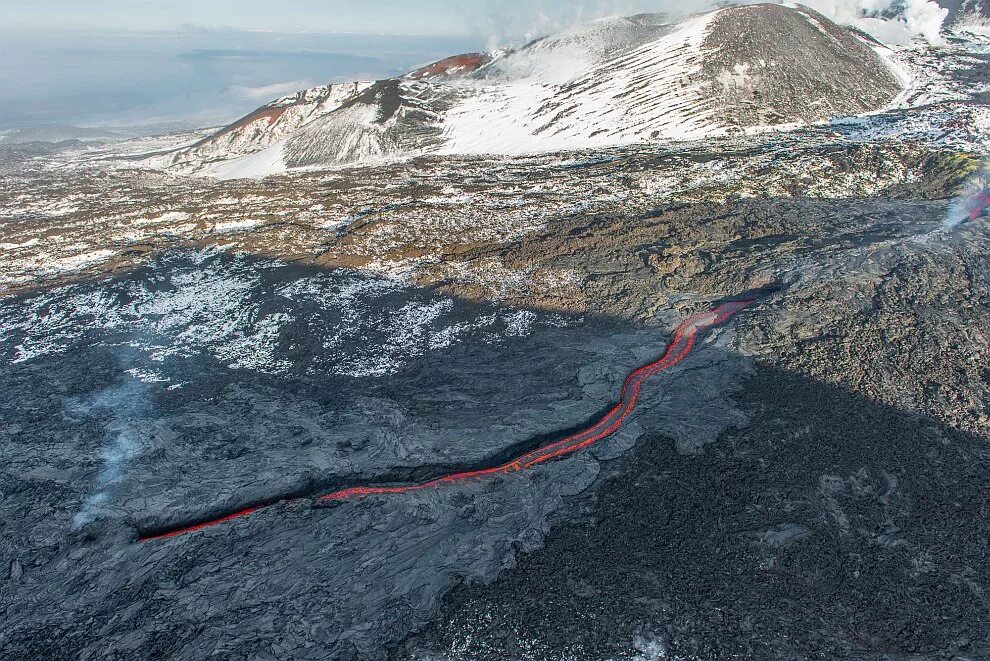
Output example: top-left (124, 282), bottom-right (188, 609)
top-left (71, 379), bottom-right (148, 529)
top-left (631, 635), bottom-right (669, 661)
top-left (478, 0), bottom-right (951, 47)
top-left (903, 0), bottom-right (951, 43)
top-left (800, 0), bottom-right (949, 44)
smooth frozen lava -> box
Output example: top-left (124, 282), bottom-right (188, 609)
top-left (140, 300), bottom-right (751, 542)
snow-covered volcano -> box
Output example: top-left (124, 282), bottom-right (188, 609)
top-left (167, 3), bottom-right (906, 177)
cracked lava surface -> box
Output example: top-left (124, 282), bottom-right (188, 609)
top-left (139, 299), bottom-right (751, 542)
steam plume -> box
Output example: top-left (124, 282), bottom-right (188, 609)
top-left (71, 379), bottom-right (149, 529)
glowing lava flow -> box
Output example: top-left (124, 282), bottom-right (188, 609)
top-left (319, 300), bottom-right (751, 501)
top-left (140, 300), bottom-right (750, 542)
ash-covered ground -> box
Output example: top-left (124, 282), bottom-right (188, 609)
top-left (397, 363), bottom-right (990, 661)
top-left (2, 28), bottom-right (990, 661)
top-left (0, 251), bottom-right (749, 660)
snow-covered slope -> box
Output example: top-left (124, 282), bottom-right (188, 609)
top-left (441, 4), bottom-right (903, 154)
top-left (167, 82), bottom-right (373, 173)
top-left (282, 79), bottom-right (465, 169)
top-left (166, 3), bottom-right (906, 177)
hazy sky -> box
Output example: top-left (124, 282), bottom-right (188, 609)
top-left (4, 0), bottom-right (478, 35)
top-left (3, 1), bottom-right (693, 36)
top-left (0, 29), bottom-right (480, 130)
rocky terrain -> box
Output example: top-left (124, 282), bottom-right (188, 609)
top-left (1, 5), bottom-right (990, 661)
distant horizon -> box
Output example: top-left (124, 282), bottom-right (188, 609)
top-left (0, 28), bottom-right (485, 132)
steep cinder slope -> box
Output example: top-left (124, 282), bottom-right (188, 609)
top-left (702, 4), bottom-right (902, 129)
top-left (954, 0), bottom-right (990, 19)
top-left (281, 80), bottom-right (468, 168)
top-left (407, 53), bottom-right (493, 81)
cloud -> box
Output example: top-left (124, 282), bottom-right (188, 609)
top-left (231, 79), bottom-right (313, 99)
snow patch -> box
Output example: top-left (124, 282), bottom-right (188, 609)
top-left (213, 218), bottom-right (265, 233)
top-left (208, 142), bottom-right (287, 180)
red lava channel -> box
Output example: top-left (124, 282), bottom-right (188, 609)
top-left (140, 300), bottom-right (751, 542)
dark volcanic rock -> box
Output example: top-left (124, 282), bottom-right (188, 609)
top-left (397, 365), bottom-right (990, 660)
top-left (948, 0), bottom-right (990, 21)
